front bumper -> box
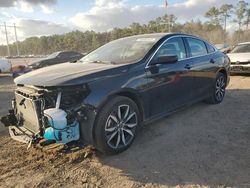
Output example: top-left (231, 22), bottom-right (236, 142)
top-left (1, 87), bottom-right (81, 145)
top-left (1, 110), bottom-right (37, 144)
top-left (1, 86), bottom-right (98, 146)
top-left (230, 64), bottom-right (250, 73)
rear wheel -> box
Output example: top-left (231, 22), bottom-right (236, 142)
top-left (94, 96), bottom-right (140, 154)
top-left (207, 72), bottom-right (226, 104)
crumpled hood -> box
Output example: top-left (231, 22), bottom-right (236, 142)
top-left (227, 53), bottom-right (250, 63)
top-left (14, 62), bottom-right (123, 86)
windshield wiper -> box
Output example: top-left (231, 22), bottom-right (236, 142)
top-left (78, 60), bottom-right (116, 64)
top-left (84, 60), bottom-right (116, 64)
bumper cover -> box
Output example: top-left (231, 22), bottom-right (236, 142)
top-left (230, 64), bottom-right (250, 73)
top-left (1, 111), bottom-right (35, 144)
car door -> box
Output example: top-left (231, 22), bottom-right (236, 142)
top-left (184, 37), bottom-right (217, 98)
top-left (57, 52), bottom-right (69, 63)
top-left (145, 37), bottom-right (195, 118)
top-left (68, 52), bottom-right (82, 62)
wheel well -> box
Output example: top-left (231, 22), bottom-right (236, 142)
top-left (218, 69), bottom-right (227, 82)
top-left (115, 92), bottom-right (144, 122)
top-left (100, 91), bottom-right (144, 121)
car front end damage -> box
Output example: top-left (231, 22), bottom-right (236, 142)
top-left (0, 84), bottom-right (94, 146)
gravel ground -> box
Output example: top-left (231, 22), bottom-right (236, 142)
top-left (0, 75), bottom-right (250, 188)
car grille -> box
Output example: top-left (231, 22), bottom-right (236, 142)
top-left (231, 61), bottom-right (250, 65)
top-left (15, 90), bottom-right (42, 134)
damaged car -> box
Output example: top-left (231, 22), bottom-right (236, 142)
top-left (1, 33), bottom-right (230, 154)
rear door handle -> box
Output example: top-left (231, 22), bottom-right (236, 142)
top-left (185, 64), bottom-right (192, 70)
top-left (210, 59), bottom-right (215, 64)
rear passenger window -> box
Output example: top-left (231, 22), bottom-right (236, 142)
top-left (206, 43), bottom-right (215, 53)
top-left (187, 38), bottom-right (207, 57)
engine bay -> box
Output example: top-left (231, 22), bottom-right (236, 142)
top-left (1, 84), bottom-right (89, 146)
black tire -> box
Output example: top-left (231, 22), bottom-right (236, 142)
top-left (94, 96), bottom-right (141, 155)
top-left (206, 72), bottom-right (226, 104)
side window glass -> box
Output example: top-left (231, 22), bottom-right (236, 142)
top-left (70, 52), bottom-right (80, 58)
top-left (187, 38), bottom-right (208, 57)
top-left (153, 37), bottom-right (187, 61)
top-left (57, 52), bottom-right (64, 58)
top-left (59, 52), bottom-right (70, 58)
top-left (206, 43), bottom-right (215, 54)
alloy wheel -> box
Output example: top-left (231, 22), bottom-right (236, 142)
top-left (215, 76), bottom-right (226, 102)
top-left (105, 104), bottom-right (138, 149)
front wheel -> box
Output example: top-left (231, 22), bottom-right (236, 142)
top-left (206, 72), bottom-right (226, 104)
top-left (94, 96), bottom-right (140, 154)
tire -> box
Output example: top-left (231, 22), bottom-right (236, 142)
top-left (94, 96), bottom-right (141, 154)
top-left (206, 72), bottom-right (226, 104)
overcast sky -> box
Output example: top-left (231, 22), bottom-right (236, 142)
top-left (0, 0), bottom-right (239, 45)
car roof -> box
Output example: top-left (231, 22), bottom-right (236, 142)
top-left (121, 32), bottom-right (198, 41)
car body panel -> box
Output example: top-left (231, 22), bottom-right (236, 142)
top-left (2, 33), bottom-right (230, 146)
top-left (228, 53), bottom-right (250, 73)
top-left (0, 59), bottom-right (12, 73)
top-left (228, 53), bottom-right (250, 63)
top-left (14, 62), bottom-right (127, 86)
top-left (228, 42), bottom-right (250, 73)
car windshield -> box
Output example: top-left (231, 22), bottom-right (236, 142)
top-left (46, 51), bottom-right (60, 59)
top-left (231, 44), bottom-right (250, 53)
top-left (80, 36), bottom-right (161, 64)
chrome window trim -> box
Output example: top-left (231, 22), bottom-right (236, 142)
top-left (145, 35), bottom-right (218, 68)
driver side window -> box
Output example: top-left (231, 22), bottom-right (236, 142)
top-left (153, 37), bottom-right (187, 61)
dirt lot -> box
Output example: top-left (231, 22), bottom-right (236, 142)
top-left (0, 75), bottom-right (250, 188)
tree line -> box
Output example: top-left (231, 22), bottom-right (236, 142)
top-left (0, 0), bottom-right (249, 57)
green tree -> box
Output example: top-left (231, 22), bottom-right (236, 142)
top-left (245, 9), bottom-right (250, 30)
top-left (234, 0), bottom-right (248, 31)
top-left (220, 4), bottom-right (233, 32)
top-left (205, 7), bottom-right (221, 26)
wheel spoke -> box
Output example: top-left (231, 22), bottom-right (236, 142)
top-left (118, 105), bottom-right (130, 121)
top-left (125, 123), bottom-right (137, 128)
top-left (107, 131), bottom-right (118, 145)
top-left (123, 128), bottom-right (134, 137)
top-left (220, 81), bottom-right (225, 88)
top-left (121, 130), bottom-right (126, 145)
top-left (118, 106), bottom-right (122, 121)
top-left (105, 126), bottom-right (116, 132)
top-left (115, 132), bottom-right (121, 148)
top-left (125, 112), bottom-right (136, 123)
top-left (110, 115), bottom-right (119, 124)
top-left (123, 105), bottom-right (130, 121)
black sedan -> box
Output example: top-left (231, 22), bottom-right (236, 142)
top-left (1, 33), bottom-right (230, 154)
top-left (28, 51), bottom-right (84, 69)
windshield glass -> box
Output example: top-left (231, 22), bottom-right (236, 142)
top-left (80, 35), bottom-right (161, 64)
top-left (231, 44), bottom-right (250, 53)
top-left (47, 51), bottom-right (60, 58)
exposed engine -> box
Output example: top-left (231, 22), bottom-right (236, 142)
top-left (43, 92), bottom-right (80, 143)
top-left (1, 84), bottom-right (89, 145)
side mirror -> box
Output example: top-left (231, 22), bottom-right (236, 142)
top-left (151, 55), bottom-right (178, 65)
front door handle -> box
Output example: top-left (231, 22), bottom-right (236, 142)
top-left (185, 64), bottom-right (192, 70)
